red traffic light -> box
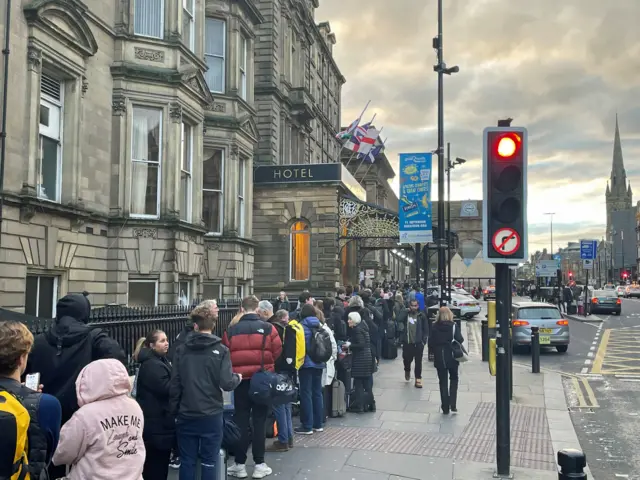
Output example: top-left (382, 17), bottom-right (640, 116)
top-left (623, 272), bottom-right (628, 278)
top-left (569, 272), bottom-right (573, 276)
top-left (494, 133), bottom-right (521, 159)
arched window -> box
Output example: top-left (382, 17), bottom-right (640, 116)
top-left (290, 220), bottom-right (310, 281)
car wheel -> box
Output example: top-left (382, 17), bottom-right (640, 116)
top-left (556, 345), bottom-right (568, 353)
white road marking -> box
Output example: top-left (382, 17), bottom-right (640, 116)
top-left (581, 367), bottom-right (588, 374)
top-left (587, 352), bottom-right (594, 358)
top-left (590, 346), bottom-right (596, 351)
top-left (584, 359), bottom-right (592, 365)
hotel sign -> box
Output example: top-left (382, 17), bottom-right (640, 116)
top-left (254, 163), bottom-right (366, 201)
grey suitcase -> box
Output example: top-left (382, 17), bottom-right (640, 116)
top-left (217, 448), bottom-right (227, 479)
top-left (330, 379), bottom-right (347, 417)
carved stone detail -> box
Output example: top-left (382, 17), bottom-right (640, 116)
top-left (187, 77), bottom-right (199, 91)
top-left (169, 103), bottom-right (182, 122)
top-left (20, 204), bottom-right (36, 223)
top-left (206, 102), bottom-right (226, 113)
top-left (27, 46), bottom-right (41, 72)
top-left (134, 47), bottom-right (165, 62)
top-left (81, 77), bottom-right (88, 97)
top-left (230, 145), bottom-right (239, 158)
top-left (132, 227), bottom-right (157, 238)
top-left (207, 243), bottom-right (221, 251)
top-left (112, 97), bottom-right (126, 116)
top-left (180, 56), bottom-right (188, 65)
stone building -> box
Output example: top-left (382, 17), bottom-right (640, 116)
top-left (0, 0), bottom-right (262, 312)
top-left (605, 115), bottom-right (633, 240)
top-left (251, 0), bottom-right (348, 297)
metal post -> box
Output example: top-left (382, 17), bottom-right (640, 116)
top-left (584, 270), bottom-right (589, 317)
top-left (0, 0), bottom-right (12, 248)
top-left (422, 244), bottom-right (429, 293)
top-left (446, 142), bottom-right (452, 301)
top-left (481, 319), bottom-right (489, 362)
top-left (495, 263), bottom-right (511, 477)
top-left (557, 449), bottom-right (587, 479)
top-left (415, 243), bottom-right (421, 290)
top-left (507, 268), bottom-right (513, 401)
top-left (531, 326), bottom-right (540, 373)
top-left (435, 0), bottom-right (446, 307)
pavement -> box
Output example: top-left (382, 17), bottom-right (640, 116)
top-left (165, 318), bottom-right (589, 480)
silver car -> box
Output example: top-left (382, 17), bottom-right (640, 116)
top-left (511, 302), bottom-right (569, 353)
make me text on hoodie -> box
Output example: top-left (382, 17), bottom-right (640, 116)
top-left (52, 358), bottom-right (145, 480)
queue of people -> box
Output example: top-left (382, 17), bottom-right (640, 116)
top-left (0, 283), bottom-right (465, 480)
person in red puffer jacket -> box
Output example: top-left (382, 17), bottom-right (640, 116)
top-left (222, 295), bottom-right (282, 479)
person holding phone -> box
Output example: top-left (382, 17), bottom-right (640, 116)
top-left (0, 321), bottom-right (62, 478)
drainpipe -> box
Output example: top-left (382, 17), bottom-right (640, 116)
top-left (0, 0), bottom-right (12, 247)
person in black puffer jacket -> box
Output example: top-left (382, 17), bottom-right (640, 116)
top-left (428, 307), bottom-right (464, 414)
top-left (134, 330), bottom-right (175, 480)
top-left (323, 297), bottom-right (347, 341)
top-left (346, 311), bottom-right (374, 413)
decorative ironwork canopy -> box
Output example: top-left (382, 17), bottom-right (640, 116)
top-left (338, 196), bottom-right (400, 251)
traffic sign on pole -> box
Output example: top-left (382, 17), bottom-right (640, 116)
top-left (580, 240), bottom-right (598, 260)
top-left (491, 228), bottom-right (521, 256)
top-left (583, 259), bottom-right (593, 270)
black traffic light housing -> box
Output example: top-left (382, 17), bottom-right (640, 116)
top-left (482, 127), bottom-right (528, 264)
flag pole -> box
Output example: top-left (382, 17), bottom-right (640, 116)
top-left (353, 128), bottom-right (383, 178)
top-left (337, 100), bottom-right (370, 140)
top-left (345, 113), bottom-right (377, 168)
top-left (361, 137), bottom-right (387, 178)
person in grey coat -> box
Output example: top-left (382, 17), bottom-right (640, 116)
top-left (346, 312), bottom-right (375, 413)
top-left (428, 307), bottom-right (464, 415)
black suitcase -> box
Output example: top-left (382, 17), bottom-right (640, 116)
top-left (382, 338), bottom-right (398, 359)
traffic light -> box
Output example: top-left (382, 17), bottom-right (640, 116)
top-left (569, 271), bottom-right (573, 279)
top-left (622, 271), bottom-right (628, 279)
top-left (482, 127), bottom-right (528, 263)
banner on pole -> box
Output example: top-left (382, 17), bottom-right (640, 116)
top-left (398, 153), bottom-right (433, 244)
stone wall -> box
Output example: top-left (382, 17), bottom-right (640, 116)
top-left (253, 185), bottom-right (339, 297)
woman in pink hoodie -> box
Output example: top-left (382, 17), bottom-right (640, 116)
top-left (52, 358), bottom-right (146, 479)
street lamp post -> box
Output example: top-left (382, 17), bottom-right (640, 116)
top-left (433, 0), bottom-right (458, 306)
top-left (543, 212), bottom-right (555, 256)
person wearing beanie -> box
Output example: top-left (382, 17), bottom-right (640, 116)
top-left (24, 292), bottom-right (125, 480)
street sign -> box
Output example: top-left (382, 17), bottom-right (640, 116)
top-left (580, 240), bottom-right (598, 260)
top-left (553, 254), bottom-right (561, 261)
top-left (583, 259), bottom-right (594, 270)
top-left (491, 228), bottom-right (521, 256)
top-left (535, 260), bottom-right (561, 277)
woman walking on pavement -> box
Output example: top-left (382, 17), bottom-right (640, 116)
top-left (428, 307), bottom-right (464, 414)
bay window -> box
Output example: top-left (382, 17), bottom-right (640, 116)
top-left (203, 149), bottom-right (224, 234)
top-left (134, 0), bottom-right (164, 38)
top-left (180, 122), bottom-right (193, 222)
top-left (38, 73), bottom-right (63, 202)
top-left (240, 35), bottom-right (247, 100)
top-left (131, 107), bottom-right (162, 218)
top-left (182, 0), bottom-right (195, 51)
top-left (205, 18), bottom-right (226, 93)
top-left (238, 158), bottom-right (245, 237)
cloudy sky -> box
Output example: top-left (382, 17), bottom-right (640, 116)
top-left (317, 0), bottom-right (640, 254)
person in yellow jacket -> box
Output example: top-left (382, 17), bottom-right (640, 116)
top-left (258, 304), bottom-right (304, 452)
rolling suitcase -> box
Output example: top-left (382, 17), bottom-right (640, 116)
top-left (382, 338), bottom-right (398, 359)
top-left (330, 379), bottom-right (347, 417)
top-left (217, 449), bottom-right (227, 479)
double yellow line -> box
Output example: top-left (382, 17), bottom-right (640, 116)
top-left (570, 376), bottom-right (599, 408)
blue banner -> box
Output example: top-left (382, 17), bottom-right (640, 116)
top-left (398, 153), bottom-right (433, 244)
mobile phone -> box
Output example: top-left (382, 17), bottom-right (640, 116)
top-left (25, 373), bottom-right (40, 391)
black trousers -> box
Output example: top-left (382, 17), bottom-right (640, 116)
top-left (143, 444), bottom-right (171, 479)
top-left (352, 377), bottom-right (373, 411)
top-left (402, 342), bottom-right (425, 379)
top-left (233, 379), bottom-right (269, 465)
top-left (437, 364), bottom-right (459, 411)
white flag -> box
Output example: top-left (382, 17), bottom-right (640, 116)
top-left (357, 127), bottom-right (379, 155)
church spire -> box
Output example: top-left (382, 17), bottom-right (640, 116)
top-left (610, 113), bottom-right (627, 190)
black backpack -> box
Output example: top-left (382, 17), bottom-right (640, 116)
top-left (308, 326), bottom-right (332, 363)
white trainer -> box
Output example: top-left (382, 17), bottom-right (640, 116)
top-left (252, 463), bottom-right (273, 479)
top-left (228, 462), bottom-right (248, 479)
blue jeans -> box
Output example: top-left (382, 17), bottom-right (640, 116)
top-left (177, 413), bottom-right (223, 480)
top-left (273, 402), bottom-right (293, 443)
top-left (299, 368), bottom-right (324, 430)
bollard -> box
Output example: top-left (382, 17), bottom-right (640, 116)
top-left (531, 326), bottom-right (541, 374)
top-left (481, 319), bottom-right (489, 362)
top-left (557, 448), bottom-right (587, 479)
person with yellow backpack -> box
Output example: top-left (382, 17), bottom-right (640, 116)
top-left (263, 306), bottom-right (304, 453)
top-left (0, 321), bottom-right (61, 480)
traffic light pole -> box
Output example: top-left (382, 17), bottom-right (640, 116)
top-left (495, 263), bottom-right (512, 477)
top-left (435, 0), bottom-right (446, 306)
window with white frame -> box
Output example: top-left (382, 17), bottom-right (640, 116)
top-left (25, 275), bottom-right (58, 318)
top-left (239, 35), bottom-right (247, 100)
top-left (180, 122), bottom-right (193, 222)
top-left (131, 107), bottom-right (162, 218)
top-left (238, 158), bottom-right (245, 237)
top-left (128, 279), bottom-right (158, 306)
top-left (134, 0), bottom-right (164, 38)
top-left (182, 0), bottom-right (195, 51)
top-left (205, 18), bottom-right (226, 93)
top-left (236, 283), bottom-right (245, 299)
top-left (178, 279), bottom-right (192, 306)
top-left (203, 283), bottom-right (222, 301)
top-left (38, 74), bottom-right (63, 202)
top-left (203, 149), bottom-right (224, 234)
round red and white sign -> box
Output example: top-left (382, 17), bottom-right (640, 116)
top-left (492, 228), bottom-right (520, 256)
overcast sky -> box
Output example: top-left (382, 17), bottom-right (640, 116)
top-left (317, 0), bottom-right (640, 254)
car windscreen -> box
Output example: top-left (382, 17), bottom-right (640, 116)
top-left (516, 307), bottom-right (562, 320)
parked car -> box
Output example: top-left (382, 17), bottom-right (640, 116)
top-left (450, 294), bottom-right (481, 319)
top-left (616, 286), bottom-right (626, 297)
top-left (591, 289), bottom-right (622, 315)
top-left (510, 301), bottom-right (569, 353)
top-left (625, 285), bottom-right (640, 298)
top-left (483, 285), bottom-right (496, 300)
